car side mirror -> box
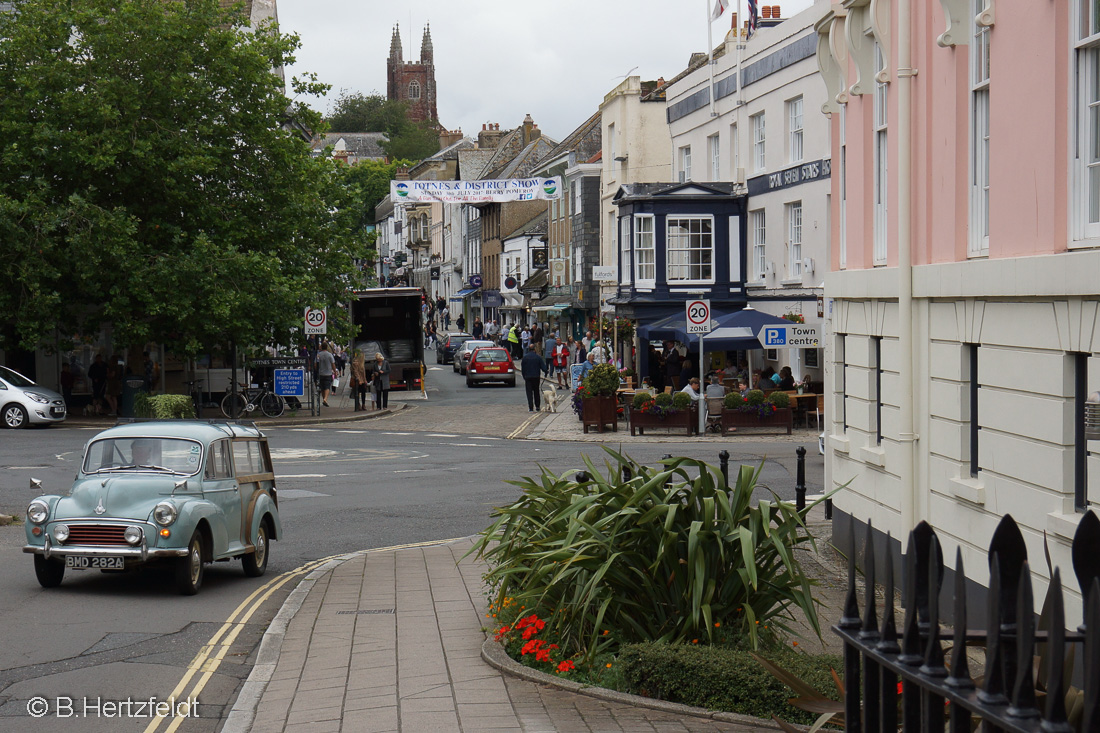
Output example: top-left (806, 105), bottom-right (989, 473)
top-left (30, 478), bottom-right (42, 491)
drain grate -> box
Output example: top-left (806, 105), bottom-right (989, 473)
top-left (336, 609), bottom-right (395, 615)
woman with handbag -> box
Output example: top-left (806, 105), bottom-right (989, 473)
top-left (350, 351), bottom-right (368, 411)
top-left (373, 352), bottom-right (391, 409)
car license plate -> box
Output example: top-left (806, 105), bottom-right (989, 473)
top-left (51, 407), bottom-right (66, 416)
top-left (483, 366), bottom-right (499, 371)
top-left (65, 555), bottom-right (124, 570)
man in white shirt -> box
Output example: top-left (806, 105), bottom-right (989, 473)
top-left (590, 341), bottom-right (609, 365)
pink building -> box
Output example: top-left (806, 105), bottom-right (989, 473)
top-left (816, 0), bottom-right (1100, 622)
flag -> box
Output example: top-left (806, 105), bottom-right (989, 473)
top-left (710, 0), bottom-right (728, 21)
top-left (747, 0), bottom-right (759, 35)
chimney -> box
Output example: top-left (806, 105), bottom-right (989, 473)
top-left (522, 114), bottom-right (535, 146)
top-left (774, 5), bottom-right (781, 17)
top-left (395, 167), bottom-right (410, 180)
top-left (478, 123), bottom-right (505, 149)
top-left (657, 77), bottom-right (665, 87)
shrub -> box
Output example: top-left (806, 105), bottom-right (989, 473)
top-left (632, 392), bottom-right (654, 410)
top-left (670, 392), bottom-right (692, 410)
top-left (582, 363), bottom-right (621, 397)
top-left (723, 392), bottom-right (743, 410)
top-left (135, 393), bottom-right (195, 419)
top-left (744, 389), bottom-right (766, 406)
top-left (768, 391), bottom-right (791, 409)
top-left (654, 392), bottom-right (673, 407)
top-left (467, 448), bottom-right (825, 661)
top-left (617, 642), bottom-right (840, 724)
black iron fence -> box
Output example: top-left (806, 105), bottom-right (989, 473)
top-left (836, 512), bottom-right (1100, 733)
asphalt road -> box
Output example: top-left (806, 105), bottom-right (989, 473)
top-left (0, 362), bottom-right (823, 731)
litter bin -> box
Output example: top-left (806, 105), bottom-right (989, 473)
top-left (120, 376), bottom-right (147, 418)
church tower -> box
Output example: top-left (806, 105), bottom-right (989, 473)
top-left (385, 23), bottom-right (438, 125)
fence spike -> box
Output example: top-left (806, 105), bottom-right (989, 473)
top-left (978, 552), bottom-right (1007, 705)
top-left (861, 520), bottom-right (880, 640)
top-left (899, 528), bottom-right (922, 666)
top-left (840, 519), bottom-right (861, 629)
top-left (876, 532), bottom-right (900, 654)
top-left (1007, 560), bottom-right (1039, 718)
top-left (946, 548), bottom-right (973, 689)
top-left (1082, 579), bottom-right (1100, 733)
top-left (920, 537), bottom-right (947, 677)
top-left (1073, 511), bottom-right (1100, 633)
top-left (1041, 568), bottom-right (1073, 733)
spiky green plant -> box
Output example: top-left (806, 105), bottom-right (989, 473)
top-left (468, 448), bottom-right (827, 661)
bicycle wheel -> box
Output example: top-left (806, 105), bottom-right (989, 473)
top-left (260, 393), bottom-right (284, 418)
top-left (221, 392), bottom-right (247, 419)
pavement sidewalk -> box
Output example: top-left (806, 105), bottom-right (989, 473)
top-left (224, 504), bottom-right (846, 733)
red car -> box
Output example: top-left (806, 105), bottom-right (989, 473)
top-left (465, 347), bottom-right (516, 388)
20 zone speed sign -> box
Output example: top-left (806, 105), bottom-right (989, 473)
top-left (686, 300), bottom-right (711, 334)
top-left (304, 307), bottom-right (327, 335)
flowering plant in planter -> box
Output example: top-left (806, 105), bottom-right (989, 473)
top-left (725, 389), bottom-right (785, 419)
top-left (782, 312), bottom-right (805, 324)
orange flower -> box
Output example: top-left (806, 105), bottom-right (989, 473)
top-left (714, 622), bottom-right (721, 628)
top-left (602, 630), bottom-right (609, 636)
top-left (606, 663), bottom-right (612, 668)
top-left (692, 639), bottom-right (699, 644)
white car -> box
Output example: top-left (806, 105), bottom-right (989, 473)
top-left (0, 366), bottom-right (67, 428)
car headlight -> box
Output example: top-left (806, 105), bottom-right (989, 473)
top-left (153, 502), bottom-right (177, 526)
top-left (124, 526), bottom-right (143, 545)
top-left (53, 523), bottom-right (69, 542)
top-left (24, 391), bottom-right (50, 404)
top-left (27, 500), bottom-right (49, 525)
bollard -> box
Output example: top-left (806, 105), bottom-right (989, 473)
top-left (719, 450), bottom-right (729, 489)
top-left (825, 497), bottom-right (833, 519)
top-left (795, 446), bottom-right (807, 511)
top-left (575, 471), bottom-right (589, 483)
top-left (622, 464), bottom-right (633, 482)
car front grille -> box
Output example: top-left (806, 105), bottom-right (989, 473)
top-left (64, 524), bottom-right (130, 546)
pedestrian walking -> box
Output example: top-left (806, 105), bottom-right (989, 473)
top-left (442, 307), bottom-right (450, 330)
top-left (316, 342), bottom-right (336, 407)
top-left (553, 339), bottom-right (570, 390)
top-left (542, 331), bottom-right (557, 377)
top-left (521, 346), bottom-right (545, 412)
top-left (507, 324), bottom-right (521, 359)
top-left (471, 319), bottom-right (484, 339)
top-left (372, 352), bottom-right (390, 409)
top-left (456, 313), bottom-right (466, 332)
top-left (350, 351), bottom-right (368, 411)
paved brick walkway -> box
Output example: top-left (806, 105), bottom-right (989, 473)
top-left (241, 540), bottom-right (776, 733)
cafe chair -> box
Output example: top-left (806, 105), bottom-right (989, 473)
top-left (807, 394), bottom-right (826, 429)
top-left (705, 397), bottom-right (725, 434)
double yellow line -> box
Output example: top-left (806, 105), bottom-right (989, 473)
top-left (142, 555), bottom-right (338, 733)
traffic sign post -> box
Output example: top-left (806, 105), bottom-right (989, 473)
top-left (304, 307), bottom-right (327, 335)
top-left (685, 300), bottom-right (712, 434)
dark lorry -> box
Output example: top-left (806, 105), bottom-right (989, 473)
top-left (350, 287), bottom-right (424, 390)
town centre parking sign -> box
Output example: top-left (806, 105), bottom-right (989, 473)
top-left (757, 325), bottom-right (821, 348)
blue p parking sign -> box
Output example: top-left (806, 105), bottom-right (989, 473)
top-left (763, 328), bottom-right (787, 347)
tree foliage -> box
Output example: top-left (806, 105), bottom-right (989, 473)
top-left (0, 0), bottom-right (366, 355)
top-left (324, 90), bottom-right (440, 162)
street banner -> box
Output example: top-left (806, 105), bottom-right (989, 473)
top-left (390, 177), bottom-right (563, 204)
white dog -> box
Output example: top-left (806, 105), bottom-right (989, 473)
top-left (541, 389), bottom-right (557, 412)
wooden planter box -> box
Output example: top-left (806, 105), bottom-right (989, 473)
top-left (582, 395), bottom-right (618, 433)
top-left (629, 406), bottom-right (698, 436)
top-left (721, 407), bottom-right (793, 435)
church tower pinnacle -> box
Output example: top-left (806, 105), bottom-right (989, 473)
top-left (389, 25), bottom-right (402, 62)
top-left (420, 24), bottom-right (433, 65)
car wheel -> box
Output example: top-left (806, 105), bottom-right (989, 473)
top-left (436, 353), bottom-right (441, 365)
top-left (508, 379), bottom-right (516, 388)
top-left (33, 554), bottom-right (65, 588)
top-left (242, 519), bottom-right (270, 577)
top-left (175, 531), bottom-right (205, 595)
top-left (453, 362), bottom-right (458, 373)
top-left (466, 377), bottom-right (475, 388)
top-left (3, 403), bottom-right (28, 429)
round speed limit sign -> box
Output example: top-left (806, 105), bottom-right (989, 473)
top-left (304, 307), bottom-right (327, 335)
top-left (686, 300), bottom-right (711, 334)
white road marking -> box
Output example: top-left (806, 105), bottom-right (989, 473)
top-left (278, 489), bottom-right (331, 499)
top-left (382, 432), bottom-right (413, 435)
top-left (426, 433), bottom-right (459, 438)
top-left (289, 428), bottom-right (321, 432)
top-left (337, 430), bottom-right (366, 434)
top-left (278, 474), bottom-right (328, 478)
top-left (270, 448), bottom-right (338, 459)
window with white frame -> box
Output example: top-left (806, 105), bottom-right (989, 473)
top-left (679, 145), bottom-right (692, 182)
top-left (619, 216), bottom-right (632, 285)
top-left (666, 217), bottom-right (713, 283)
top-left (608, 123), bottom-right (616, 164)
top-left (873, 42), bottom-right (888, 264)
top-left (408, 81), bottom-right (421, 100)
top-left (708, 133), bottom-right (721, 180)
top-left (730, 123), bottom-right (740, 175)
top-left (839, 106), bottom-right (847, 270)
top-left (573, 180), bottom-right (582, 215)
top-left (751, 209), bottom-right (766, 280)
top-left (1075, 0), bottom-right (1100, 242)
top-left (634, 214), bottom-right (655, 284)
top-left (787, 96), bottom-right (804, 163)
top-left (787, 202), bottom-right (803, 277)
top-left (752, 113), bottom-right (766, 172)
top-left (970, 0), bottom-right (990, 256)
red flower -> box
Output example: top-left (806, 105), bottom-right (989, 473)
top-left (535, 648), bottom-right (554, 663)
top-left (521, 618), bottom-right (545, 640)
top-left (514, 614), bottom-right (540, 630)
top-left (521, 639), bottom-right (546, 656)
top-left (557, 660), bottom-right (575, 673)
top-left (493, 625), bottom-right (511, 642)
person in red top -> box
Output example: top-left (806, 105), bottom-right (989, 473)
top-left (552, 339), bottom-right (570, 390)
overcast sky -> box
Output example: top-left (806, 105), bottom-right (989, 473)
top-left (277, 0), bottom-right (811, 142)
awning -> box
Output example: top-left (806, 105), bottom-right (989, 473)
top-left (533, 304), bottom-right (569, 312)
top-left (449, 288), bottom-right (479, 302)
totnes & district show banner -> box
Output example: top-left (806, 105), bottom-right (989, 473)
top-left (390, 177), bottom-right (562, 204)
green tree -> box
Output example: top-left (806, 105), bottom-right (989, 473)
top-left (0, 0), bottom-right (366, 355)
top-left (324, 90), bottom-right (440, 162)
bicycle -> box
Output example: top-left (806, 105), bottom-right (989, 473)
top-left (184, 378), bottom-right (205, 419)
top-left (220, 380), bottom-right (284, 419)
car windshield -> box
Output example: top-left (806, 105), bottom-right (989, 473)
top-left (0, 366), bottom-right (35, 388)
top-left (83, 437), bottom-right (204, 476)
top-left (464, 341), bottom-right (493, 353)
top-left (475, 349), bottom-right (509, 362)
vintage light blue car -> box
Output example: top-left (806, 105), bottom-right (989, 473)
top-left (23, 420), bottom-right (281, 595)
